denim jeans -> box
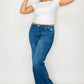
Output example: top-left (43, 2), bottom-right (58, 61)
top-left (29, 23), bottom-right (55, 84)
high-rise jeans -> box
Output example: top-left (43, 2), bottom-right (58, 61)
top-left (29, 23), bottom-right (55, 84)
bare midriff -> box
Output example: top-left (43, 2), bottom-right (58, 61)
top-left (32, 22), bottom-right (54, 26)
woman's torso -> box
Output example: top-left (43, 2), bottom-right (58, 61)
top-left (31, 0), bottom-right (59, 26)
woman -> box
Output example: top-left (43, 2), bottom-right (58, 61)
top-left (20, 0), bottom-right (74, 84)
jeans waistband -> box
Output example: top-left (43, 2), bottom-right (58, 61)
top-left (32, 23), bottom-right (54, 28)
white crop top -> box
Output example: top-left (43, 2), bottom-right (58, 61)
top-left (30, 0), bottom-right (60, 25)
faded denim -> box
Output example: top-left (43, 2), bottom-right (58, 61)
top-left (29, 23), bottom-right (55, 84)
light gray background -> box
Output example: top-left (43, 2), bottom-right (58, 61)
top-left (0, 0), bottom-right (84, 84)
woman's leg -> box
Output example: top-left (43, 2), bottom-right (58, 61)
top-left (29, 24), bottom-right (38, 61)
top-left (29, 24), bottom-right (40, 83)
top-left (32, 25), bottom-right (55, 84)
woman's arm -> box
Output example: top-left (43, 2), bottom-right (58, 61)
top-left (59, 0), bottom-right (75, 6)
top-left (20, 0), bottom-right (34, 14)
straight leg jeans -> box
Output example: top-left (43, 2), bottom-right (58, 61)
top-left (29, 23), bottom-right (55, 84)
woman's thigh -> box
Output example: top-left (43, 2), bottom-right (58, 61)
top-left (33, 25), bottom-right (55, 63)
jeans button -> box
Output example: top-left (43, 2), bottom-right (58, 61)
top-left (38, 25), bottom-right (40, 27)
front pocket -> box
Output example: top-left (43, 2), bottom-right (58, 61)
top-left (45, 26), bottom-right (54, 34)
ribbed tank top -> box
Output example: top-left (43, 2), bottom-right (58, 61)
top-left (30, 0), bottom-right (60, 25)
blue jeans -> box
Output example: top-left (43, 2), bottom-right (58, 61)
top-left (29, 23), bottom-right (55, 84)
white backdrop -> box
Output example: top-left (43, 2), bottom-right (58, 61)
top-left (0, 0), bottom-right (84, 84)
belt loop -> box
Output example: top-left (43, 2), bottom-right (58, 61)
top-left (45, 25), bottom-right (46, 28)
